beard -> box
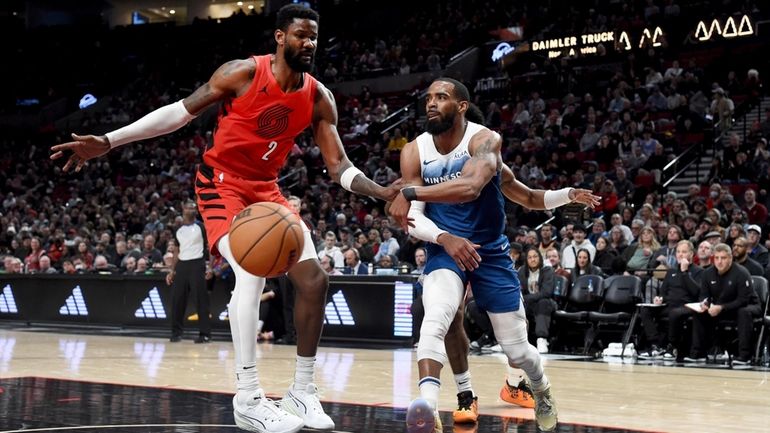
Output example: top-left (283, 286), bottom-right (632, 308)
top-left (284, 44), bottom-right (314, 73)
top-left (425, 110), bottom-right (456, 135)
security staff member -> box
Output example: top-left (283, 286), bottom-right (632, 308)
top-left (167, 201), bottom-right (211, 343)
top-left (687, 243), bottom-right (761, 364)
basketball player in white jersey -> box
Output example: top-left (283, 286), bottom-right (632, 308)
top-left (389, 77), bottom-right (599, 432)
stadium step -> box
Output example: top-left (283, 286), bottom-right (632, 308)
top-left (666, 96), bottom-right (770, 194)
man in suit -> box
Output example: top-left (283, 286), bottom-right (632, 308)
top-left (342, 248), bottom-right (367, 275)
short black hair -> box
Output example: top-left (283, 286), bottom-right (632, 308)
top-left (276, 4), bottom-right (319, 31)
top-left (433, 77), bottom-right (470, 102)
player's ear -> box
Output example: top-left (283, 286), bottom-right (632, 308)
top-left (458, 100), bottom-right (469, 115)
top-left (275, 29), bottom-right (285, 47)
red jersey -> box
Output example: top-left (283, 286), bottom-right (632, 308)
top-left (204, 54), bottom-right (318, 181)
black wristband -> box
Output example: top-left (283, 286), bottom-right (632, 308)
top-left (401, 186), bottom-right (418, 201)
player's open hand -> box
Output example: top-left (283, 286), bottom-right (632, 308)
top-left (570, 188), bottom-right (601, 208)
top-left (388, 190), bottom-right (412, 232)
top-left (50, 133), bottom-right (111, 172)
top-left (437, 233), bottom-right (481, 272)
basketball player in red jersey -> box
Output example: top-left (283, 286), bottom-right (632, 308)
top-left (51, 5), bottom-right (399, 433)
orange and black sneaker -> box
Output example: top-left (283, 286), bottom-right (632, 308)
top-left (499, 379), bottom-right (535, 409)
top-left (452, 390), bottom-right (478, 424)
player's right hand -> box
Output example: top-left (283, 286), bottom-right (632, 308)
top-left (166, 271), bottom-right (174, 286)
top-left (437, 233), bottom-right (481, 272)
top-left (50, 133), bottom-right (111, 172)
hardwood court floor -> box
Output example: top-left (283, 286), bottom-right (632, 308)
top-left (0, 329), bottom-right (767, 433)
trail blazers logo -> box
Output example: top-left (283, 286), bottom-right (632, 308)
top-left (256, 104), bottom-right (293, 138)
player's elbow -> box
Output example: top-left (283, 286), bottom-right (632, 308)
top-left (325, 161), bottom-right (344, 183)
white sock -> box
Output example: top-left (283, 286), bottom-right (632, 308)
top-left (453, 371), bottom-right (474, 395)
top-left (293, 355), bottom-right (316, 391)
top-left (506, 364), bottom-right (525, 387)
top-left (418, 376), bottom-right (441, 410)
top-left (235, 364), bottom-right (260, 405)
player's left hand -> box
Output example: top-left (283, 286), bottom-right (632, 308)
top-left (388, 190), bottom-right (411, 232)
top-left (570, 188), bottom-right (601, 208)
top-left (50, 133), bottom-right (111, 172)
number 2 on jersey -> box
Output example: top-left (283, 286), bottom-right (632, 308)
top-left (262, 141), bottom-right (278, 160)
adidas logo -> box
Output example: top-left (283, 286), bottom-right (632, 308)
top-left (0, 284), bottom-right (18, 314)
top-left (324, 291), bottom-right (355, 326)
top-left (59, 286), bottom-right (89, 316)
top-left (135, 287), bottom-right (166, 319)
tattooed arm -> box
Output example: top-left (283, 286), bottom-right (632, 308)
top-left (51, 59), bottom-right (255, 171)
top-left (405, 128), bottom-right (501, 203)
top-left (182, 59), bottom-right (255, 113)
top-left (312, 82), bottom-right (400, 201)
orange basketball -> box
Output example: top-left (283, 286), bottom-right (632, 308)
top-left (228, 202), bottom-right (304, 278)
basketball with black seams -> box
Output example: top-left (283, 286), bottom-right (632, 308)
top-left (228, 202), bottom-right (304, 278)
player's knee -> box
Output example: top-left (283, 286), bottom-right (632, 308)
top-left (306, 269), bottom-right (328, 293)
top-left (421, 304), bottom-right (455, 337)
top-left (417, 335), bottom-right (448, 365)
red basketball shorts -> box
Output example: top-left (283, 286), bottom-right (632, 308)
top-left (194, 163), bottom-right (313, 260)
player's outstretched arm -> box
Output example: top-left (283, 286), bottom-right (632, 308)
top-left (51, 59), bottom-right (253, 172)
top-left (500, 165), bottom-right (600, 210)
top-left (312, 83), bottom-right (399, 202)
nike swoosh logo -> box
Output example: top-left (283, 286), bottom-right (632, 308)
top-left (423, 159), bottom-right (437, 165)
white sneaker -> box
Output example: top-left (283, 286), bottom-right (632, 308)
top-left (233, 389), bottom-right (304, 433)
top-left (537, 338), bottom-right (549, 354)
top-left (281, 383), bottom-right (335, 429)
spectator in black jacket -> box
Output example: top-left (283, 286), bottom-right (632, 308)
top-left (570, 248), bottom-right (604, 286)
top-left (592, 236), bottom-right (618, 273)
top-left (638, 240), bottom-right (703, 360)
top-left (732, 237), bottom-right (764, 276)
top-left (519, 249), bottom-right (557, 354)
top-left (686, 243), bottom-right (762, 364)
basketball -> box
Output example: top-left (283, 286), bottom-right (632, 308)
top-left (228, 202), bottom-right (304, 278)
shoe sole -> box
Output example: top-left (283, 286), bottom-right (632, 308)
top-left (233, 410), bottom-right (303, 433)
top-left (452, 413), bottom-right (478, 424)
top-left (406, 399), bottom-right (436, 433)
top-left (501, 396), bottom-right (535, 409)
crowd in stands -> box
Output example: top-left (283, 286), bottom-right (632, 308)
top-left (1, 0), bottom-right (769, 361)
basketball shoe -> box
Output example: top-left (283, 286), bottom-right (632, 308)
top-left (406, 398), bottom-right (442, 433)
top-left (499, 378), bottom-right (535, 409)
top-left (280, 383), bottom-right (335, 429)
top-left (452, 390), bottom-right (478, 424)
top-left (533, 384), bottom-right (558, 432)
top-left (232, 389), bottom-right (304, 433)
